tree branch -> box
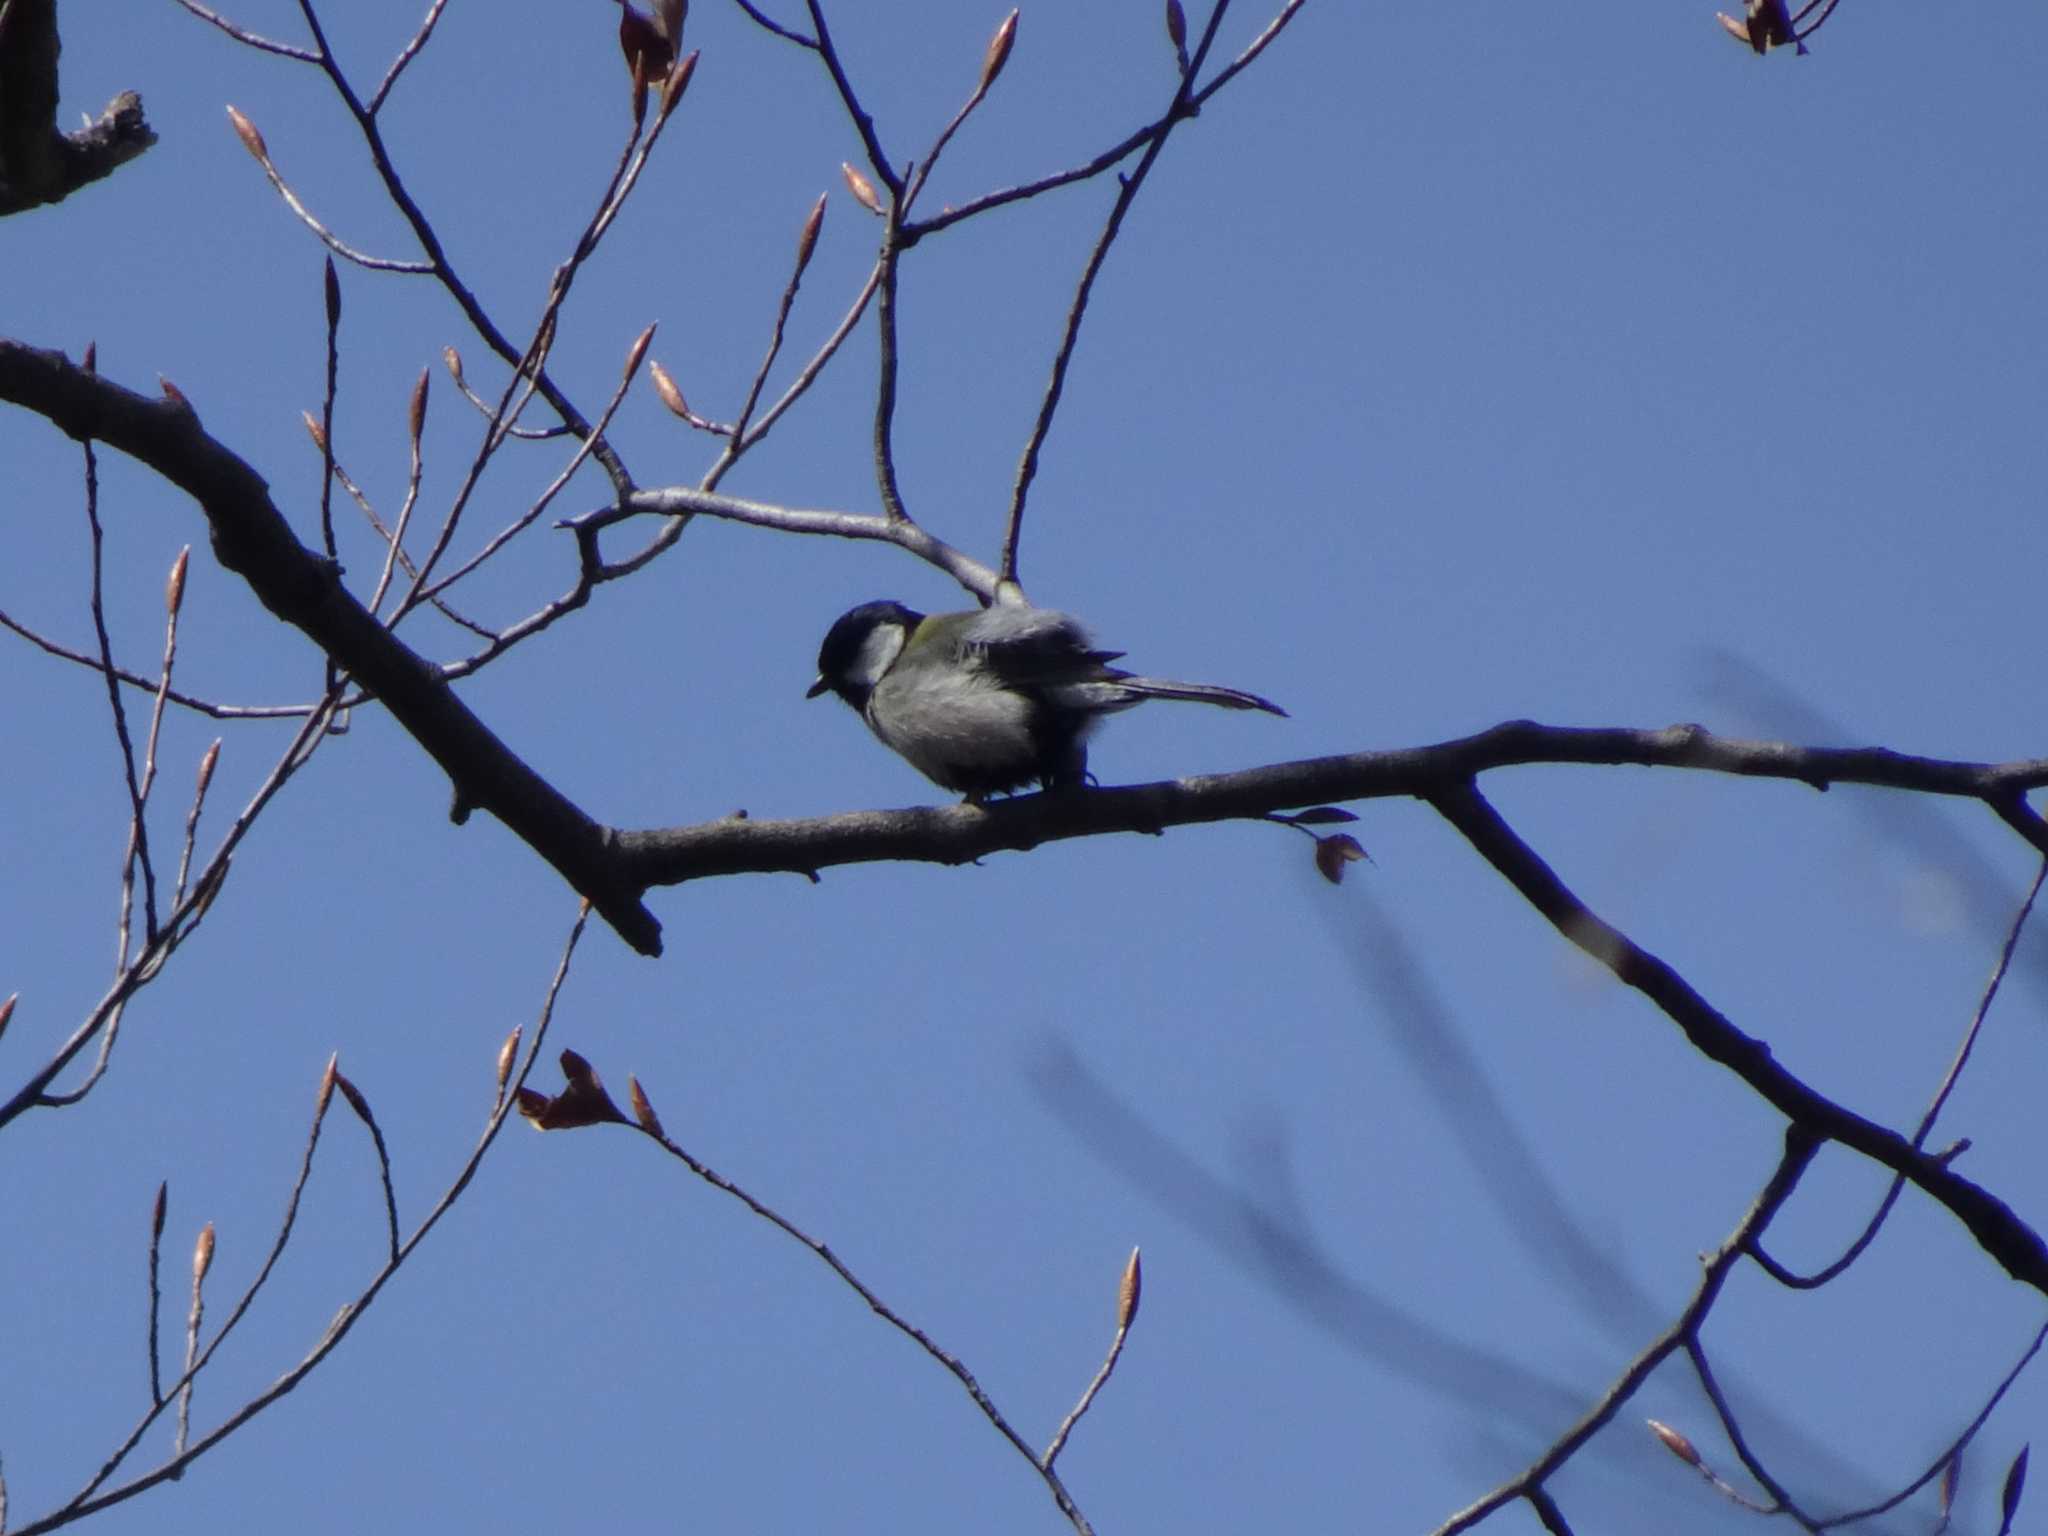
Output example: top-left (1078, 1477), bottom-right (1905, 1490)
top-left (1427, 779), bottom-right (2048, 1296)
top-left (0, 339), bottom-right (662, 954)
top-left (0, 0), bottom-right (156, 215)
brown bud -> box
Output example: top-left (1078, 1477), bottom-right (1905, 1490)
top-left (159, 377), bottom-right (191, 411)
top-left (82, 341), bottom-right (98, 375)
top-left (796, 193), bottom-right (826, 273)
top-left (495, 1026), bottom-right (522, 1100)
top-left (151, 1180), bottom-right (167, 1239)
top-left (323, 256), bottom-right (340, 327)
top-left (195, 740), bottom-right (221, 800)
top-left (647, 360), bottom-right (690, 419)
top-left (841, 162), bottom-right (883, 215)
top-left (302, 411), bottom-right (327, 453)
top-left (0, 994), bottom-right (15, 1043)
top-left (165, 547), bottom-right (190, 618)
top-left (316, 1052), bottom-right (339, 1117)
top-left (629, 1075), bottom-right (665, 1138)
top-left (1117, 1246), bottom-right (1142, 1330)
top-left (1165, 0), bottom-right (1187, 50)
top-left (192, 1222), bottom-right (216, 1285)
top-left (225, 105), bottom-right (269, 163)
top-left (442, 346), bottom-right (465, 387)
top-left (659, 50), bottom-right (699, 120)
top-left (1647, 1419), bottom-right (1701, 1468)
top-left (334, 1071), bottom-right (374, 1127)
top-left (624, 323), bottom-right (657, 382)
top-left (980, 9), bottom-right (1018, 90)
top-left (408, 368), bottom-right (429, 445)
top-left (629, 48), bottom-right (649, 126)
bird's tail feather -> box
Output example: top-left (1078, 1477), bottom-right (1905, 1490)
top-left (1119, 676), bottom-right (1288, 717)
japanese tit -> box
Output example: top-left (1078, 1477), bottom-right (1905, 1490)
top-left (807, 599), bottom-right (1286, 800)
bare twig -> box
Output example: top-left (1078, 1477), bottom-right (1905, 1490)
top-left (803, 0), bottom-right (899, 194)
top-left (730, 0), bottom-right (816, 48)
top-left (1043, 1247), bottom-right (1141, 1469)
top-left (630, 1110), bottom-right (1097, 1535)
top-left (419, 327), bottom-right (652, 605)
top-left (224, 107), bottom-right (434, 272)
top-left (902, 0), bottom-right (1308, 244)
top-left (170, 0), bottom-right (319, 61)
top-left (0, 607), bottom-right (320, 717)
top-left (145, 1182), bottom-right (167, 1406)
top-left (79, 418), bottom-right (160, 947)
top-left (1750, 859), bottom-right (2048, 1290)
top-left (173, 742), bottom-right (221, 908)
top-left (25, 910), bottom-right (590, 1535)
top-left (1426, 1127), bottom-right (1821, 1536)
top-left (331, 1070), bottom-right (402, 1263)
top-left (1001, 0), bottom-right (1239, 584)
top-left (368, 0), bottom-right (452, 114)
top-left (1822, 1320), bottom-right (2048, 1529)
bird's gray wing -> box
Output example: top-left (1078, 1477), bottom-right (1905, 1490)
top-left (953, 607), bottom-right (1124, 686)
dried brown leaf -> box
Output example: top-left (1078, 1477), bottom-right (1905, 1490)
top-left (1313, 833), bottom-right (1368, 885)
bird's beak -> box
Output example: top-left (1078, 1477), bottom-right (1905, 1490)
top-left (805, 676), bottom-right (831, 699)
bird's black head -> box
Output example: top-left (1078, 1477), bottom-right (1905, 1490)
top-left (808, 599), bottom-right (926, 709)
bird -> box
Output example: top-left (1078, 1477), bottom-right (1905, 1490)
top-left (807, 599), bottom-right (1286, 800)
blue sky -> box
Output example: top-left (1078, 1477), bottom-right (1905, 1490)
top-left (2, 2), bottom-right (2045, 1532)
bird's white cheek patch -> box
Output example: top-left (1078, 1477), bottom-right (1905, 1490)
top-left (850, 624), bottom-right (907, 688)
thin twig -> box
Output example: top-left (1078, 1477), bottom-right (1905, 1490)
top-left (1820, 1319), bottom-right (2048, 1529)
top-left (803, 0), bottom-right (898, 194)
top-left (368, 0), bottom-right (451, 115)
top-left (30, 910), bottom-right (590, 1534)
top-left (1043, 1251), bottom-right (1137, 1471)
top-left (0, 691), bottom-right (346, 1134)
top-left (1750, 859), bottom-right (2047, 1289)
top-left (419, 328), bottom-right (650, 605)
top-left (1426, 1127), bottom-right (1821, 1536)
top-left (286, 0), bottom-right (632, 495)
top-left (634, 1118), bottom-right (1096, 1535)
top-left (0, 608), bottom-right (318, 717)
top-left (171, 0), bottom-right (319, 61)
top-left (231, 121), bottom-right (434, 272)
top-left (146, 1182), bottom-right (167, 1406)
top-left (1001, 0), bottom-right (1237, 584)
top-left (81, 430), bottom-right (160, 948)
top-left (730, 0), bottom-right (816, 48)
top-left (174, 742), bottom-right (221, 907)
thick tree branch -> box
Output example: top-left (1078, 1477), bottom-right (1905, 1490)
top-left (1426, 779), bottom-right (2048, 1297)
top-left (0, 0), bottom-right (155, 215)
top-left (0, 339), bottom-right (661, 954)
top-left (617, 725), bottom-right (2048, 886)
